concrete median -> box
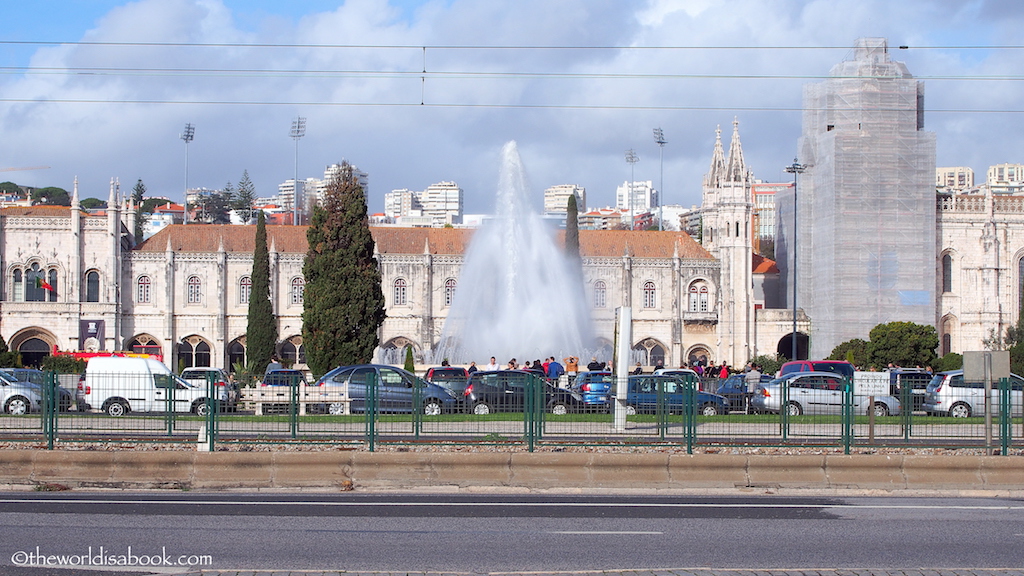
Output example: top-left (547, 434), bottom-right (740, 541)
top-left (1, 449), bottom-right (1022, 494)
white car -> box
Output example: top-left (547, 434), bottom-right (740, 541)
top-left (0, 375), bottom-right (42, 415)
top-left (752, 371), bottom-right (901, 416)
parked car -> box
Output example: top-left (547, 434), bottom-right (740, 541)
top-left (0, 373), bottom-right (42, 415)
top-left (889, 369), bottom-right (933, 413)
top-left (79, 356), bottom-right (210, 416)
top-left (0, 368), bottom-right (73, 411)
top-left (462, 370), bottom-right (585, 415)
top-left (180, 367), bottom-right (239, 410)
top-left (752, 371), bottom-right (901, 416)
top-left (622, 375), bottom-right (730, 416)
top-left (424, 366), bottom-right (470, 398)
top-left (313, 365), bottom-right (457, 415)
top-left (923, 369), bottom-right (1024, 418)
top-left (778, 360), bottom-right (855, 380)
top-left (712, 373), bottom-right (773, 413)
top-left (571, 371), bottom-right (613, 410)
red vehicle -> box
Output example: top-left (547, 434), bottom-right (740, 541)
top-left (778, 360), bottom-right (854, 380)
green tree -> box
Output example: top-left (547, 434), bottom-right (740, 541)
top-left (866, 321), bottom-right (938, 368)
top-left (0, 181), bottom-right (22, 196)
top-left (246, 211), bottom-right (278, 374)
top-left (40, 355), bottom-right (84, 374)
top-left (0, 334), bottom-right (21, 368)
top-left (748, 353), bottom-right (784, 376)
top-left (933, 352), bottom-right (962, 372)
top-left (131, 179), bottom-right (147, 242)
top-left (32, 187), bottom-right (70, 206)
top-left (565, 194), bottom-right (579, 262)
top-left (234, 170), bottom-right (257, 224)
top-left (302, 162), bottom-right (385, 375)
top-left (141, 197), bottom-right (166, 213)
top-left (79, 198), bottom-right (105, 210)
top-left (404, 346), bottom-right (415, 372)
top-left (827, 338), bottom-right (869, 367)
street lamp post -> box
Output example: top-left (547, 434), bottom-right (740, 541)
top-left (290, 117), bottom-right (307, 225)
top-left (180, 123), bottom-right (195, 224)
top-left (653, 128), bottom-right (666, 231)
top-left (625, 149), bottom-right (639, 230)
top-left (784, 157), bottom-right (806, 361)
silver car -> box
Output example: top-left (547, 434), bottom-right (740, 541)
top-left (0, 374), bottom-right (43, 415)
top-left (922, 370), bottom-right (1024, 418)
top-left (751, 371), bottom-right (901, 416)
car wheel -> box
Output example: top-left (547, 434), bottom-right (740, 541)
top-left (105, 400), bottom-right (128, 417)
top-left (5, 395), bottom-right (29, 415)
top-left (949, 402), bottom-right (971, 418)
top-left (549, 402), bottom-right (568, 416)
top-left (423, 399), bottom-right (443, 416)
top-left (870, 402), bottom-right (889, 417)
top-left (700, 403), bottom-right (720, 416)
top-left (786, 401), bottom-right (802, 416)
top-left (473, 402), bottom-right (492, 415)
top-left (625, 404), bottom-right (637, 416)
top-left (193, 401), bottom-right (209, 417)
top-left (328, 402), bottom-right (347, 415)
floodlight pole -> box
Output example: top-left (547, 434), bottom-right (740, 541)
top-left (653, 128), bottom-right (666, 231)
top-left (785, 158), bottom-right (806, 361)
top-left (290, 117), bottom-right (307, 225)
top-left (625, 149), bottom-right (639, 230)
top-left (180, 123), bottom-right (195, 224)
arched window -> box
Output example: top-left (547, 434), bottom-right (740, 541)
top-left (228, 340), bottom-right (246, 371)
top-left (47, 270), bottom-right (57, 302)
top-left (25, 263), bottom-right (46, 302)
top-left (643, 281), bottom-right (657, 308)
top-left (394, 278), bottom-right (407, 306)
top-left (136, 276), bottom-right (152, 303)
top-left (689, 282), bottom-right (710, 312)
top-left (239, 276), bottom-right (252, 304)
top-left (942, 253), bottom-right (952, 293)
top-left (85, 270), bottom-right (100, 302)
top-left (444, 278), bottom-right (457, 307)
top-left (688, 285), bottom-right (699, 312)
top-left (12, 269), bottom-right (23, 302)
top-left (594, 280), bottom-right (607, 308)
top-left (942, 333), bottom-right (951, 356)
top-left (290, 277), bottom-right (304, 305)
top-left (178, 336), bottom-right (211, 368)
top-left (187, 276), bottom-right (202, 304)
top-left (700, 285), bottom-right (709, 312)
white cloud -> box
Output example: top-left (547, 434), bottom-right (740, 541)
top-left (0, 0), bottom-right (1022, 212)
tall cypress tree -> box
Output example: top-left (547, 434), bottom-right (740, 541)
top-left (303, 162), bottom-right (385, 375)
top-left (565, 194), bottom-right (580, 262)
top-left (131, 179), bottom-right (146, 244)
top-left (246, 211), bottom-right (277, 374)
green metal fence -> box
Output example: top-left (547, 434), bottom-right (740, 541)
top-left (1, 370), bottom-right (1020, 454)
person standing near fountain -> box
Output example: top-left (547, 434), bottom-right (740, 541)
top-left (563, 356), bottom-right (579, 377)
top-left (485, 357), bottom-right (498, 371)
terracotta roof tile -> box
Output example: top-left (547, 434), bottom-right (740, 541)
top-left (1, 206), bottom-right (90, 217)
top-left (134, 225), bottom-right (715, 260)
top-left (752, 253), bottom-right (779, 274)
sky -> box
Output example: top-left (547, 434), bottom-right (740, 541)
top-left (1, 0), bottom-right (1023, 214)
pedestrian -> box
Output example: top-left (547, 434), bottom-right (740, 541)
top-left (485, 357), bottom-right (498, 371)
top-left (563, 356), bottom-right (579, 376)
top-left (632, 362), bottom-right (643, 375)
top-left (547, 357), bottom-right (564, 380)
top-left (265, 355), bottom-right (283, 374)
top-left (719, 364), bottom-right (730, 379)
top-left (467, 361), bottom-right (478, 375)
top-left (507, 358), bottom-right (518, 370)
top-left (744, 363), bottom-right (762, 414)
top-left (587, 357), bottom-right (604, 371)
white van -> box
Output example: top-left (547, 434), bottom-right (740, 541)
top-left (80, 356), bottom-right (210, 416)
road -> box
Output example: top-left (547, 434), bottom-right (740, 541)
top-left (0, 492), bottom-right (1021, 575)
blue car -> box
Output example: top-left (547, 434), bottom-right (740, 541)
top-left (313, 364), bottom-right (458, 415)
top-left (571, 371), bottom-right (614, 411)
top-left (624, 375), bottom-right (730, 416)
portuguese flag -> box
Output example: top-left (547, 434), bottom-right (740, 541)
top-left (34, 277), bottom-right (55, 292)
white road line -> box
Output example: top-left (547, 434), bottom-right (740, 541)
top-left (547, 531), bottom-right (663, 535)
top-left (0, 499), bottom-right (1021, 510)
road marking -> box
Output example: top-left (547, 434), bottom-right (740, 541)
top-left (548, 531), bottom-right (663, 535)
top-left (0, 498), bottom-right (1021, 511)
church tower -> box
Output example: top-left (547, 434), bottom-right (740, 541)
top-left (701, 119), bottom-right (755, 367)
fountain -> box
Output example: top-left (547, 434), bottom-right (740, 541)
top-left (433, 141), bottom-right (594, 365)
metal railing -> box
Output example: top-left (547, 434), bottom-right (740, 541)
top-left (2, 371), bottom-right (1021, 454)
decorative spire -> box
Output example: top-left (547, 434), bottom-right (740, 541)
top-left (725, 117), bottom-right (748, 183)
top-left (705, 125), bottom-right (726, 187)
top-left (71, 177), bottom-right (80, 209)
top-left (108, 178), bottom-right (117, 206)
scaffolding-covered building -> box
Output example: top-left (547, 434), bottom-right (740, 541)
top-left (776, 38), bottom-right (937, 359)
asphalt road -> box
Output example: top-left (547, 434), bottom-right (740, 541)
top-left (0, 492), bottom-right (1022, 575)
